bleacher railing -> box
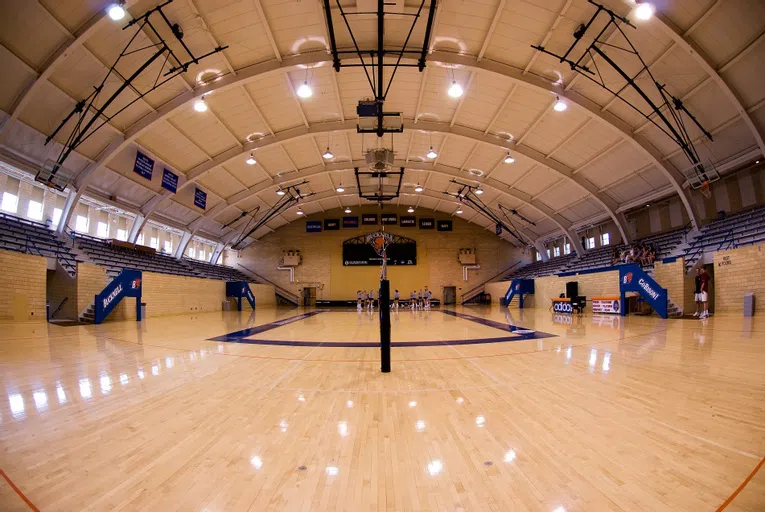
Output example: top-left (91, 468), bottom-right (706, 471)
top-left (460, 260), bottom-right (523, 304)
top-left (236, 262), bottom-right (299, 304)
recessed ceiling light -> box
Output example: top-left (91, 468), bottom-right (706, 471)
top-left (107, 2), bottom-right (126, 21)
top-left (553, 96), bottom-right (568, 112)
top-left (193, 96), bottom-right (208, 112)
top-left (475, 188), bottom-right (484, 195)
top-left (426, 147), bottom-right (438, 159)
top-left (323, 147), bottom-right (334, 159)
top-left (407, 207), bottom-right (414, 213)
top-left (504, 153), bottom-right (515, 164)
top-left (344, 207), bottom-right (351, 213)
top-left (414, 184), bottom-right (423, 192)
top-left (246, 152), bottom-right (256, 165)
top-left (634, 2), bottom-right (655, 20)
top-left (296, 81), bottom-right (312, 98)
top-left (276, 188), bottom-right (286, 196)
top-left (336, 185), bottom-right (344, 193)
top-left (448, 80), bottom-right (463, 98)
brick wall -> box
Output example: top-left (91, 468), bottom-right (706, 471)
top-left (533, 270), bottom-right (620, 308)
top-left (251, 283), bottom-right (276, 307)
top-left (713, 243), bottom-right (765, 313)
top-left (46, 264), bottom-right (78, 320)
top-left (235, 206), bottom-right (521, 301)
top-left (485, 280), bottom-right (512, 304)
top-left (0, 250), bottom-right (47, 321)
top-left (653, 258), bottom-right (686, 310)
top-left (77, 263), bottom-right (107, 315)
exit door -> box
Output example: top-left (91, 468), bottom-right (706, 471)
top-left (302, 287), bottom-right (316, 307)
top-left (443, 286), bottom-right (456, 305)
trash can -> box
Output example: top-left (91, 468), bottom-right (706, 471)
top-left (140, 302), bottom-right (147, 319)
top-left (744, 293), bottom-right (755, 317)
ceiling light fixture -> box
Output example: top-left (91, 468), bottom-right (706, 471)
top-left (553, 96), bottom-right (568, 112)
top-left (634, 1), bottom-right (655, 20)
top-left (245, 152), bottom-right (256, 165)
top-left (296, 81), bottom-right (312, 98)
top-left (448, 80), bottom-right (463, 98)
top-left (407, 207), bottom-right (414, 213)
top-left (344, 207), bottom-right (351, 214)
top-left (323, 147), bottom-right (334, 159)
top-left (193, 96), bottom-right (208, 112)
top-left (276, 188), bottom-right (286, 196)
top-left (414, 184), bottom-right (423, 192)
top-left (336, 185), bottom-right (344, 193)
top-left (504, 153), bottom-right (515, 164)
top-left (456, 207), bottom-right (463, 214)
top-left (475, 188), bottom-right (484, 195)
top-left (107, 2), bottom-right (126, 21)
top-left (426, 147), bottom-right (438, 159)
top-left (296, 207), bottom-right (304, 215)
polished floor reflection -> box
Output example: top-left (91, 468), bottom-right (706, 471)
top-left (0, 306), bottom-right (763, 511)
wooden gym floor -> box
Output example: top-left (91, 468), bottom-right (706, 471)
top-left (0, 306), bottom-right (763, 511)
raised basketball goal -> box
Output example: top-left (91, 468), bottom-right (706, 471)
top-left (366, 230), bottom-right (393, 373)
top-left (36, 159), bottom-right (76, 192)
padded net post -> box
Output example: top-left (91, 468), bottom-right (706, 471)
top-left (379, 279), bottom-right (391, 373)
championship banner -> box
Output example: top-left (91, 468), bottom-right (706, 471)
top-left (400, 216), bottom-right (416, 227)
top-left (437, 220), bottom-right (453, 231)
top-left (343, 216), bottom-right (359, 228)
top-left (381, 213), bottom-right (397, 225)
top-left (194, 187), bottom-right (207, 209)
top-left (161, 168), bottom-right (178, 193)
top-left (342, 232), bottom-right (416, 266)
top-left (306, 221), bottom-right (322, 232)
top-left (362, 214), bottom-right (378, 225)
top-left (324, 219), bottom-right (340, 230)
top-left (133, 151), bottom-right (154, 180)
top-left (592, 296), bottom-right (621, 314)
top-left (419, 218), bottom-right (434, 229)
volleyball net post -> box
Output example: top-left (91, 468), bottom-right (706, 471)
top-left (368, 231), bottom-right (392, 373)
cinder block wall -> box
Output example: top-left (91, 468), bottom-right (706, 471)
top-left (653, 258), bottom-right (686, 309)
top-left (233, 206), bottom-right (522, 301)
top-left (713, 243), bottom-right (765, 313)
top-left (485, 280), bottom-right (512, 304)
top-left (0, 250), bottom-right (46, 321)
top-left (533, 271), bottom-right (620, 307)
top-left (251, 283), bottom-right (276, 307)
top-left (77, 263), bottom-right (107, 315)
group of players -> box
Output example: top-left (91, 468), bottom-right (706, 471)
top-left (356, 287), bottom-right (433, 311)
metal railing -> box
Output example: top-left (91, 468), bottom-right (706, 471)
top-left (50, 297), bottom-right (68, 319)
top-left (236, 263), bottom-right (299, 304)
top-left (460, 260), bottom-right (522, 303)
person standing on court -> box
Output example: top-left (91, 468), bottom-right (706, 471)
top-left (693, 269), bottom-right (703, 317)
top-left (368, 288), bottom-right (375, 310)
top-left (357, 290), bottom-right (363, 311)
top-left (699, 267), bottom-right (711, 318)
top-left (393, 289), bottom-right (400, 310)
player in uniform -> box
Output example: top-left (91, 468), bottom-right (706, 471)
top-left (368, 289), bottom-right (375, 310)
top-left (393, 289), bottom-right (400, 309)
top-left (356, 290), bottom-right (362, 311)
top-left (417, 289), bottom-right (423, 309)
top-left (699, 267), bottom-right (711, 318)
top-left (410, 291), bottom-right (416, 310)
top-left (693, 269), bottom-right (702, 317)
top-left (361, 290), bottom-right (368, 311)
top-left (424, 287), bottom-right (431, 310)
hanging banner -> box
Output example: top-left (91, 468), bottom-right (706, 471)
top-left (362, 214), bottom-right (378, 225)
top-left (343, 216), bottom-right (359, 228)
top-left (194, 188), bottom-right (207, 210)
top-left (495, 223), bottom-right (502, 235)
top-left (133, 151), bottom-right (154, 180)
top-left (419, 218), bottom-right (434, 229)
top-left (381, 213), bottom-right (397, 224)
top-left (161, 168), bottom-right (178, 193)
top-left (400, 216), bottom-right (416, 227)
top-left (324, 219), bottom-right (340, 230)
top-left (437, 220), bottom-right (453, 231)
top-left (306, 221), bottom-right (322, 232)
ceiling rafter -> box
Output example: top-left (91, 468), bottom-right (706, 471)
top-left (523, 0), bottom-right (574, 74)
top-left (477, 0), bottom-right (507, 61)
top-left (413, 67), bottom-right (429, 123)
top-left (450, 71), bottom-right (475, 127)
top-left (483, 83), bottom-right (517, 135)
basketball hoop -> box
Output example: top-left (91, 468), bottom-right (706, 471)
top-left (700, 180), bottom-right (712, 199)
top-left (365, 230), bottom-right (394, 280)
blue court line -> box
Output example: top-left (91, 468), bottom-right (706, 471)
top-left (208, 309), bottom-right (555, 346)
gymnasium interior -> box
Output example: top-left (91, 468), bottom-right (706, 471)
top-left (0, 0), bottom-right (764, 510)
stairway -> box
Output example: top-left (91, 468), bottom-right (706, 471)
top-left (666, 297), bottom-right (683, 318)
top-left (79, 300), bottom-right (95, 324)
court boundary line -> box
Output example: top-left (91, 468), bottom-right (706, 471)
top-left (0, 469), bottom-right (39, 512)
top-left (715, 455), bottom-right (765, 511)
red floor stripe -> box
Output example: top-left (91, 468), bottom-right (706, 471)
top-left (715, 455), bottom-right (765, 511)
top-left (0, 469), bottom-right (40, 512)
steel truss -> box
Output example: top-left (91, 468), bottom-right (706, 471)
top-left (444, 181), bottom-right (528, 245)
top-left (531, 0), bottom-right (715, 187)
top-left (323, 0), bottom-right (437, 137)
top-left (354, 166), bottom-right (404, 202)
top-left (232, 182), bottom-right (314, 249)
top-left (40, 0), bottom-right (228, 190)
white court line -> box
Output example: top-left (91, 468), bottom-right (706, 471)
top-left (650, 419), bottom-right (762, 460)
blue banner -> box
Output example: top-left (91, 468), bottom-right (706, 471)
top-left (306, 221), bottom-right (322, 232)
top-left (94, 269), bottom-right (142, 324)
top-left (133, 151), bottom-right (154, 180)
top-left (343, 216), bottom-right (358, 228)
top-left (495, 223), bottom-right (502, 235)
top-left (226, 281), bottom-right (255, 311)
top-left (194, 187), bottom-right (207, 210)
top-left (161, 168), bottom-right (178, 193)
top-left (619, 264), bottom-right (668, 318)
top-left (400, 216), bottom-right (416, 227)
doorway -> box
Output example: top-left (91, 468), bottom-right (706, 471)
top-left (302, 287), bottom-right (316, 307)
top-left (443, 286), bottom-right (456, 305)
top-left (703, 263), bottom-right (715, 313)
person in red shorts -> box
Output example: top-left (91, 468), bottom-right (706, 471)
top-left (699, 267), bottom-right (711, 319)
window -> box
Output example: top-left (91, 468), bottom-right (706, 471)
top-left (546, 249), bottom-right (550, 258)
top-left (188, 247), bottom-right (196, 258)
top-left (97, 222), bottom-right (109, 238)
top-left (52, 208), bottom-right (62, 227)
top-left (199, 250), bottom-right (206, 261)
top-left (586, 237), bottom-right (595, 249)
top-left (116, 229), bottom-right (127, 241)
top-left (27, 200), bottom-right (43, 221)
top-left (536, 252), bottom-right (542, 262)
top-left (164, 240), bottom-right (173, 253)
top-left (554, 246), bottom-right (561, 257)
top-left (1, 192), bottom-right (18, 213)
top-left (600, 233), bottom-right (610, 246)
top-left (136, 233), bottom-right (145, 245)
top-left (75, 215), bottom-right (89, 233)
top-left (564, 243), bottom-right (571, 255)
top-left (150, 237), bottom-right (159, 250)
top-left (216, 253), bottom-right (223, 264)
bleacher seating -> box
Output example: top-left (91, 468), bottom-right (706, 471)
top-left (74, 233), bottom-right (252, 282)
top-left (683, 204), bottom-right (765, 269)
top-left (564, 244), bottom-right (624, 274)
top-left (506, 253), bottom-right (577, 279)
top-left (0, 212), bottom-right (79, 275)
